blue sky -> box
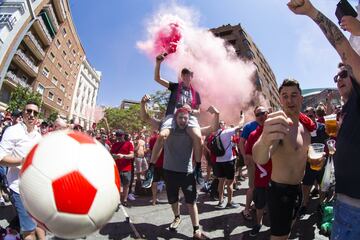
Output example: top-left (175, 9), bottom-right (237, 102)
top-left (70, 0), bottom-right (358, 107)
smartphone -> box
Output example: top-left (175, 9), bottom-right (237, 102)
top-left (335, 0), bottom-right (358, 24)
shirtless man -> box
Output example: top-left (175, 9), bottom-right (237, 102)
top-left (134, 135), bottom-right (148, 181)
top-left (253, 79), bottom-right (315, 240)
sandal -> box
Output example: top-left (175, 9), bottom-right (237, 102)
top-left (241, 210), bottom-right (253, 221)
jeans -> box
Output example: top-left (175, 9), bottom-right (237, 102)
top-left (9, 190), bottom-right (36, 233)
top-left (331, 198), bottom-right (360, 240)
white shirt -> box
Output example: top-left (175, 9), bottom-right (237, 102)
top-left (216, 127), bottom-right (236, 163)
top-left (0, 122), bottom-right (41, 193)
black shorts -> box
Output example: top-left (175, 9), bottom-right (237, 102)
top-left (153, 167), bottom-right (164, 183)
top-left (253, 187), bottom-right (267, 209)
top-left (267, 180), bottom-right (302, 236)
top-left (163, 169), bottom-right (197, 204)
top-left (215, 160), bottom-right (236, 180)
top-left (302, 162), bottom-right (325, 186)
top-left (120, 171), bottom-right (131, 186)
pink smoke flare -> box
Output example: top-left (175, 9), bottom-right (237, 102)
top-left (154, 22), bottom-right (182, 55)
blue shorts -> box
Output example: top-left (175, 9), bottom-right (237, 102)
top-left (10, 190), bottom-right (36, 233)
top-left (331, 198), bottom-right (360, 240)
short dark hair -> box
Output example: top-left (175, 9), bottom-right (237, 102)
top-left (181, 68), bottom-right (192, 75)
top-left (25, 100), bottom-right (39, 108)
top-left (279, 79), bottom-right (301, 94)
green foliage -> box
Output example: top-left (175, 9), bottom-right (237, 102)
top-left (150, 89), bottom-right (170, 117)
top-left (97, 104), bottom-right (150, 133)
top-left (47, 111), bottom-right (59, 124)
top-left (7, 85), bottom-right (42, 112)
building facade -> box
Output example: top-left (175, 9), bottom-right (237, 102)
top-left (302, 88), bottom-right (341, 111)
top-left (210, 24), bottom-right (280, 109)
top-left (0, 0), bottom-right (100, 123)
top-left (69, 58), bottom-right (101, 130)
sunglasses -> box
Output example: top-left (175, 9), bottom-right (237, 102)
top-left (334, 70), bottom-right (348, 83)
top-left (255, 111), bottom-right (267, 117)
top-left (25, 109), bottom-right (39, 117)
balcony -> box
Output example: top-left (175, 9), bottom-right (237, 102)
top-left (23, 31), bottom-right (45, 60)
top-left (52, 0), bottom-right (67, 23)
top-left (12, 49), bottom-right (39, 78)
top-left (43, 5), bottom-right (59, 32)
top-left (5, 71), bottom-right (31, 89)
top-left (32, 17), bottom-right (52, 46)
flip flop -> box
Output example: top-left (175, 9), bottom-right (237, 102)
top-left (241, 210), bottom-right (253, 221)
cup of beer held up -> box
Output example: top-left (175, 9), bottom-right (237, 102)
top-left (324, 114), bottom-right (338, 137)
top-left (308, 143), bottom-right (325, 171)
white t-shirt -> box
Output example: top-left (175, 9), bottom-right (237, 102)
top-left (216, 127), bottom-right (236, 163)
top-left (0, 122), bottom-right (41, 193)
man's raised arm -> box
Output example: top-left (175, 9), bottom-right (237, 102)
top-left (288, 0), bottom-right (360, 85)
top-left (154, 53), bottom-right (170, 88)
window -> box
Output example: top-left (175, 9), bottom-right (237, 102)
top-left (60, 84), bottom-right (65, 92)
top-left (57, 63), bottom-right (62, 71)
top-left (36, 84), bottom-right (45, 95)
top-left (57, 98), bottom-right (62, 105)
top-left (56, 39), bottom-right (61, 48)
top-left (72, 49), bottom-right (76, 56)
top-left (62, 50), bottom-right (67, 58)
top-left (66, 106), bottom-right (69, 111)
top-left (242, 39), bottom-right (250, 47)
top-left (42, 67), bottom-right (49, 78)
top-left (246, 50), bottom-right (255, 59)
top-left (62, 28), bottom-right (67, 36)
top-left (48, 91), bottom-right (54, 100)
top-left (66, 39), bottom-right (72, 48)
top-left (49, 52), bottom-right (55, 62)
top-left (68, 59), bottom-right (72, 65)
top-left (52, 76), bottom-right (58, 85)
top-left (65, 71), bottom-right (69, 78)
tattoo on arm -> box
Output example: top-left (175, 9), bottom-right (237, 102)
top-left (314, 11), bottom-right (346, 49)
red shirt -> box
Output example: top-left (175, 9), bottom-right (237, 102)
top-left (110, 140), bottom-right (134, 172)
top-left (245, 126), bottom-right (272, 188)
top-left (149, 135), bottom-right (164, 168)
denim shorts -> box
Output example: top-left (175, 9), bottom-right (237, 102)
top-left (331, 198), bottom-right (360, 240)
top-left (10, 190), bottom-right (36, 233)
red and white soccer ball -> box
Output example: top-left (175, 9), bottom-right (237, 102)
top-left (19, 130), bottom-right (120, 239)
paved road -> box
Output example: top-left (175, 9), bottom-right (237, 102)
top-left (0, 179), bottom-right (330, 239)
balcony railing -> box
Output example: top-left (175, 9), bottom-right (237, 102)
top-left (6, 71), bottom-right (31, 88)
top-left (38, 16), bottom-right (52, 41)
top-left (43, 5), bottom-right (59, 32)
top-left (25, 31), bottom-right (45, 57)
top-left (53, 0), bottom-right (67, 23)
top-left (15, 49), bottom-right (39, 73)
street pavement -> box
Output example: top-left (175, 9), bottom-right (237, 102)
top-left (0, 178), bottom-right (330, 240)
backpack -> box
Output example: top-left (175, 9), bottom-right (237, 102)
top-left (209, 130), bottom-right (231, 157)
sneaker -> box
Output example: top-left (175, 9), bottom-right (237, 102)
top-left (226, 201), bottom-right (240, 209)
top-left (0, 197), bottom-right (5, 207)
top-left (169, 217), bottom-right (181, 231)
top-left (127, 193), bottom-right (136, 201)
top-left (249, 224), bottom-right (261, 237)
top-left (122, 201), bottom-right (130, 208)
top-left (215, 200), bottom-right (227, 209)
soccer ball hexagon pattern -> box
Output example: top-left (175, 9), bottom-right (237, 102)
top-left (19, 130), bottom-right (120, 239)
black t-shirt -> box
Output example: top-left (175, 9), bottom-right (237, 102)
top-left (334, 78), bottom-right (360, 199)
top-left (165, 82), bottom-right (201, 116)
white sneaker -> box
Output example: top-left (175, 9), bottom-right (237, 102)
top-left (127, 193), bottom-right (136, 201)
top-left (0, 197), bottom-right (5, 206)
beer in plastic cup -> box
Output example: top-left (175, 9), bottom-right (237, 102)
top-left (308, 143), bottom-right (325, 171)
top-left (324, 114), bottom-right (337, 137)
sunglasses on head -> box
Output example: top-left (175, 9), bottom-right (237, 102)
top-left (334, 70), bottom-right (348, 83)
top-left (25, 109), bottom-right (39, 117)
top-left (255, 111), bottom-right (267, 117)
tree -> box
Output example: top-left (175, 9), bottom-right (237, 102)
top-left (150, 89), bottom-right (170, 118)
top-left (7, 85), bottom-right (42, 112)
top-left (97, 104), bottom-right (150, 133)
top-left (47, 110), bottom-right (59, 124)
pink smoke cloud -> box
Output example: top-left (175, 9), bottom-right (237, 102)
top-left (137, 3), bottom-right (267, 124)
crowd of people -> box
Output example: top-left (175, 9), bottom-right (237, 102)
top-left (0, 0), bottom-right (360, 239)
